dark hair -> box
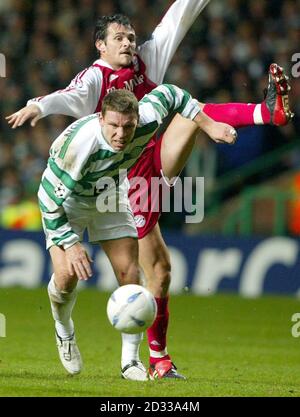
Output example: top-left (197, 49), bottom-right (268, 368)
top-left (94, 14), bottom-right (133, 43)
top-left (102, 89), bottom-right (139, 118)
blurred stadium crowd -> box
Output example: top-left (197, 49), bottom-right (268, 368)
top-left (0, 0), bottom-right (299, 230)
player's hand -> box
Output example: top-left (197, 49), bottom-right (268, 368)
top-left (65, 242), bottom-right (93, 281)
top-left (208, 122), bottom-right (237, 145)
top-left (5, 104), bottom-right (42, 129)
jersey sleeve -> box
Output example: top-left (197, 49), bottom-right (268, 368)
top-left (137, 0), bottom-right (210, 84)
top-left (138, 84), bottom-right (200, 127)
top-left (38, 119), bottom-right (96, 249)
top-left (27, 66), bottom-right (102, 119)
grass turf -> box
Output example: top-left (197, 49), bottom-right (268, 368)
top-left (0, 287), bottom-right (300, 397)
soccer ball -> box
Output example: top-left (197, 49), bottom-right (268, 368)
top-left (106, 284), bottom-right (157, 334)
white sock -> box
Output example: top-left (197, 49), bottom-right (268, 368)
top-left (253, 104), bottom-right (264, 125)
top-left (121, 332), bottom-right (143, 368)
top-left (47, 274), bottom-right (77, 340)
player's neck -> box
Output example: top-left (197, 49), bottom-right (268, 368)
top-left (96, 57), bottom-right (132, 71)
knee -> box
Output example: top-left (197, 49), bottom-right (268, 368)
top-left (117, 262), bottom-right (140, 286)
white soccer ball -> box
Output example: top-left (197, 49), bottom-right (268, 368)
top-left (106, 284), bottom-right (157, 334)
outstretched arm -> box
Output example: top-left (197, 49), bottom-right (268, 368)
top-left (6, 66), bottom-right (102, 128)
top-left (6, 103), bottom-right (42, 129)
top-left (138, 0), bottom-right (210, 84)
top-left (138, 84), bottom-right (237, 145)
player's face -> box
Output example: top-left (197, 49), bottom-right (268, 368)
top-left (100, 110), bottom-right (138, 151)
top-left (96, 23), bottom-right (137, 70)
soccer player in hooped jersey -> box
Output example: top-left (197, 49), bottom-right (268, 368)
top-left (38, 85), bottom-right (236, 376)
top-left (6, 1), bottom-right (293, 380)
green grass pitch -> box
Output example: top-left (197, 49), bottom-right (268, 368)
top-left (0, 287), bottom-right (300, 397)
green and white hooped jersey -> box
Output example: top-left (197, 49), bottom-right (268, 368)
top-left (38, 84), bottom-right (200, 249)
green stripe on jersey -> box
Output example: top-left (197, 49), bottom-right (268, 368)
top-left (141, 98), bottom-right (166, 118)
top-left (48, 158), bottom-right (76, 190)
top-left (82, 149), bottom-right (116, 176)
top-left (85, 149), bottom-right (116, 166)
top-left (145, 89), bottom-right (170, 111)
top-left (43, 214), bottom-right (69, 231)
top-left (59, 115), bottom-right (96, 159)
top-left (167, 85), bottom-right (191, 114)
top-left (41, 177), bottom-right (64, 206)
top-left (52, 231), bottom-right (76, 246)
top-left (38, 199), bottom-right (49, 213)
top-left (81, 144), bottom-right (146, 184)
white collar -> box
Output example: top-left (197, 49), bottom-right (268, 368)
top-left (93, 58), bottom-right (114, 69)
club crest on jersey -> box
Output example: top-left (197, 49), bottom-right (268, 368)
top-left (109, 74), bottom-right (119, 83)
top-left (134, 215), bottom-right (146, 228)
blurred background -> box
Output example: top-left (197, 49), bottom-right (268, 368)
top-left (0, 0), bottom-right (300, 295)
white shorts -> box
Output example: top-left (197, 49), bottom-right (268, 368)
top-left (45, 193), bottom-right (138, 249)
